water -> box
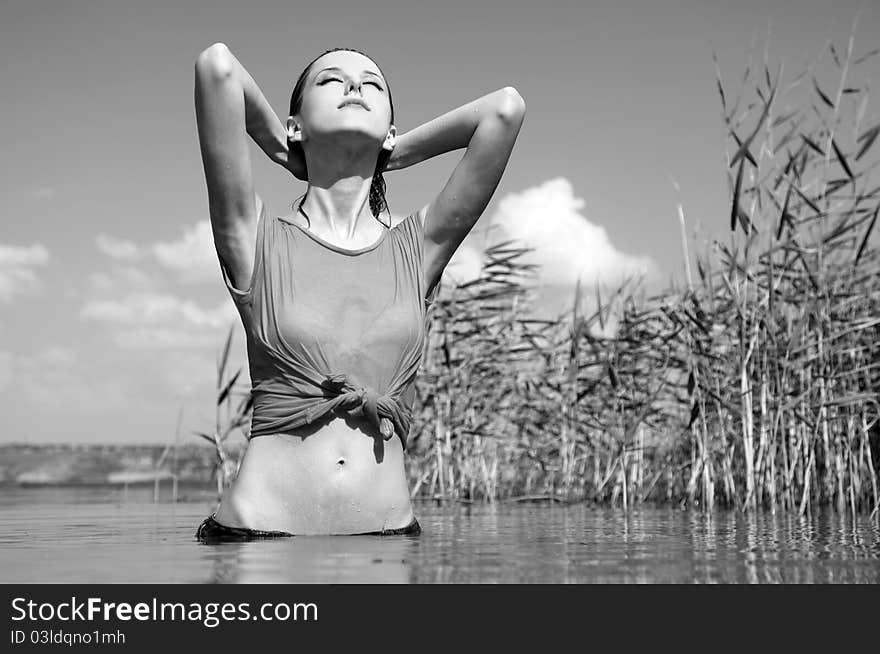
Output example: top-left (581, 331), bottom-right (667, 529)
top-left (1, 486), bottom-right (878, 583)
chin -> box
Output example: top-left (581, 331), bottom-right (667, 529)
top-left (317, 124), bottom-right (385, 145)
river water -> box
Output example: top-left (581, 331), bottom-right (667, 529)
top-left (1, 486), bottom-right (878, 583)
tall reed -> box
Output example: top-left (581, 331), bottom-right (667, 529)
top-left (193, 323), bottom-right (252, 499)
top-left (406, 28), bottom-right (880, 517)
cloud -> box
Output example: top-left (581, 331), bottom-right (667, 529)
top-left (0, 243), bottom-right (50, 303)
top-left (5, 337), bottom-right (232, 424)
top-left (96, 220), bottom-right (219, 284)
top-left (81, 292), bottom-right (235, 330)
top-left (111, 326), bottom-right (231, 350)
top-left (445, 178), bottom-right (655, 317)
top-left (86, 265), bottom-right (156, 294)
top-left (4, 221), bottom-right (244, 440)
top-left (95, 233), bottom-right (142, 261)
top-left (82, 226), bottom-right (242, 401)
top-left (152, 220), bottom-right (218, 282)
top-left (0, 243), bottom-right (50, 267)
top-left (12, 346), bottom-right (135, 416)
top-left (2, 345), bottom-right (126, 416)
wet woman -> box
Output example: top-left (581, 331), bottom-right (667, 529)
top-left (193, 44), bottom-right (524, 539)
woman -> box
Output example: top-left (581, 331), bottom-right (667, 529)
top-left (193, 43), bottom-right (524, 539)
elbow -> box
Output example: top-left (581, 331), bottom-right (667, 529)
top-left (195, 42), bottom-right (235, 81)
top-left (495, 86), bottom-right (526, 123)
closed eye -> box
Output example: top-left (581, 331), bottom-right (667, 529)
top-left (318, 78), bottom-right (383, 91)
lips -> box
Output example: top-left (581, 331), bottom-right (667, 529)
top-left (338, 98), bottom-right (370, 110)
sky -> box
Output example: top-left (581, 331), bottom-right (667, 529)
top-left (1, 0), bottom-right (877, 444)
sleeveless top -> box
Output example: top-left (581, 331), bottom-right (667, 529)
top-left (218, 202), bottom-right (436, 450)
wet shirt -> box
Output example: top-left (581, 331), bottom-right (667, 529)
top-left (218, 203), bottom-right (434, 449)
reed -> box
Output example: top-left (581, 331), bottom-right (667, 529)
top-left (193, 323), bottom-right (252, 499)
top-left (405, 28), bottom-right (880, 517)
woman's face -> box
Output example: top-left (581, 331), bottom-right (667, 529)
top-left (292, 50), bottom-right (394, 153)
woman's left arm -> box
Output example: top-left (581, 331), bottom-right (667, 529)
top-left (387, 87), bottom-right (525, 292)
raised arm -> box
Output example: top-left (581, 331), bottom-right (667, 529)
top-left (194, 43), bottom-right (304, 293)
top-left (387, 87), bottom-right (526, 293)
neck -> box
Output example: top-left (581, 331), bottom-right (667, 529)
top-left (300, 141), bottom-right (383, 237)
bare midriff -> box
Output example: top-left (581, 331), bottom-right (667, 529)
top-left (212, 416), bottom-right (415, 535)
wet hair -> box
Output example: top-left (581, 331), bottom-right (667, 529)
top-left (288, 47), bottom-right (394, 223)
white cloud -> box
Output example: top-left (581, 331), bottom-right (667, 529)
top-left (0, 243), bottom-right (50, 303)
top-left (0, 243), bottom-right (50, 267)
top-left (445, 178), bottom-right (655, 318)
top-left (4, 337), bottom-right (237, 426)
top-left (152, 220), bottom-right (218, 282)
top-left (18, 364), bottom-right (132, 416)
top-left (0, 268), bottom-right (41, 302)
top-left (94, 220), bottom-right (219, 284)
top-left (3, 219), bottom-right (243, 439)
top-left (3, 345), bottom-right (135, 416)
top-left (95, 233), bottom-right (142, 261)
top-left (86, 265), bottom-right (156, 294)
top-left (81, 292), bottom-right (235, 329)
top-left (82, 224), bottom-right (240, 398)
top-left (111, 327), bottom-right (230, 350)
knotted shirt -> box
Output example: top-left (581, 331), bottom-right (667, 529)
top-left (218, 203), bottom-right (435, 450)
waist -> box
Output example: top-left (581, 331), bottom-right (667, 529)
top-left (217, 417), bottom-right (414, 535)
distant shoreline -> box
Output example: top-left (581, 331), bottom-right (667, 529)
top-left (0, 442), bottom-right (230, 487)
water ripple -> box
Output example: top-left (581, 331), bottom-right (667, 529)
top-left (1, 487), bottom-right (878, 583)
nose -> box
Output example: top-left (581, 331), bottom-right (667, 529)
top-left (344, 78), bottom-right (362, 96)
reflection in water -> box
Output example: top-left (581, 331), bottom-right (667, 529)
top-left (203, 535), bottom-right (417, 584)
top-left (0, 487), bottom-right (877, 583)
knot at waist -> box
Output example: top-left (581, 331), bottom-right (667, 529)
top-left (308, 373), bottom-right (404, 444)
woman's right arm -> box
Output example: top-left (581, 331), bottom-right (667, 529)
top-left (194, 43), bottom-right (303, 291)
